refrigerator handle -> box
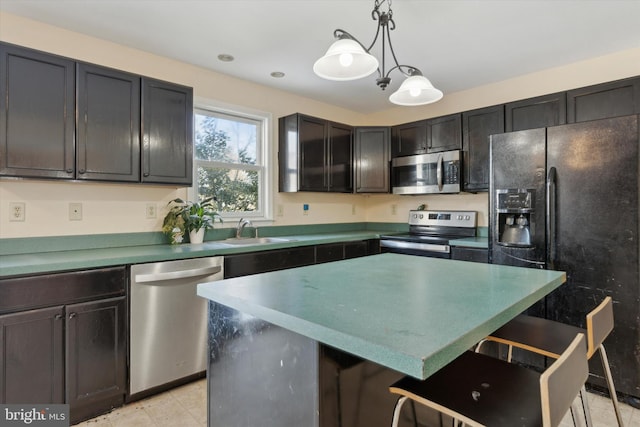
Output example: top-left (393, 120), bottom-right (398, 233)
top-left (437, 154), bottom-right (443, 191)
top-left (546, 167), bottom-right (557, 270)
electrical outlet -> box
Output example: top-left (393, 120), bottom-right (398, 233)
top-left (391, 204), bottom-right (397, 215)
top-left (277, 204), bottom-right (284, 217)
top-left (69, 203), bottom-right (83, 221)
top-left (9, 202), bottom-right (26, 222)
top-left (303, 204), bottom-right (309, 216)
top-left (146, 203), bottom-right (157, 219)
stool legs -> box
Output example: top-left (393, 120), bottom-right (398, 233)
top-left (599, 344), bottom-right (625, 427)
top-left (391, 396), bottom-right (409, 427)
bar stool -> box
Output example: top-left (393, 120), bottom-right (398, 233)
top-left (475, 296), bottom-right (623, 427)
top-left (389, 333), bottom-right (589, 427)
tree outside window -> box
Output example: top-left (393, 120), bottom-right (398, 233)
top-left (194, 108), bottom-right (266, 218)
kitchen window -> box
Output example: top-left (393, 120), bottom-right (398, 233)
top-left (193, 102), bottom-right (271, 220)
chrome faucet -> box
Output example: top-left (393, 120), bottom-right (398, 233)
top-left (236, 218), bottom-right (253, 238)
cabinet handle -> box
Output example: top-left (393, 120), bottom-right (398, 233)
top-left (54, 314), bottom-right (63, 320)
top-left (78, 169), bottom-right (85, 174)
top-left (69, 312), bottom-right (77, 319)
top-left (66, 168), bottom-right (73, 173)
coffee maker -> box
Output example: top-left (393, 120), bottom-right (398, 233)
top-left (495, 189), bottom-right (535, 247)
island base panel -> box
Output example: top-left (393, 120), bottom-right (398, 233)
top-left (206, 302), bottom-right (446, 427)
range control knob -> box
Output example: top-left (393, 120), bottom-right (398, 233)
top-left (465, 215), bottom-right (471, 220)
top-left (457, 215), bottom-right (463, 220)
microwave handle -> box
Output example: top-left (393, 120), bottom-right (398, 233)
top-left (436, 154), bottom-right (443, 191)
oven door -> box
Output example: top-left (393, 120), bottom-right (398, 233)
top-left (380, 238), bottom-right (451, 258)
top-left (391, 151), bottom-right (460, 195)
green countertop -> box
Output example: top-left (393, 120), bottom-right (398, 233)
top-left (0, 231), bottom-right (387, 278)
top-left (449, 236), bottom-right (489, 248)
top-left (197, 253), bottom-right (565, 380)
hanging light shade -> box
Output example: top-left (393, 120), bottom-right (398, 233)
top-left (389, 74), bottom-right (444, 106)
top-left (313, 37), bottom-right (379, 81)
top-left (313, 0), bottom-right (443, 107)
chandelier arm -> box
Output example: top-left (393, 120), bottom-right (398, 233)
top-left (383, 64), bottom-right (423, 79)
top-left (382, 21), bottom-right (404, 77)
top-left (332, 29), bottom-right (363, 50)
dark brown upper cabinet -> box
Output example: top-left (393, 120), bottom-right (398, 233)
top-left (567, 77), bottom-right (640, 123)
top-left (391, 120), bottom-right (428, 157)
top-left (0, 42), bottom-right (193, 186)
top-left (76, 63), bottom-right (140, 182)
top-left (391, 114), bottom-right (462, 158)
top-left (505, 92), bottom-right (567, 132)
top-left (354, 127), bottom-right (390, 193)
top-left (141, 78), bottom-right (194, 185)
top-left (327, 121), bottom-right (353, 192)
top-left (462, 105), bottom-right (504, 192)
top-left (279, 113), bottom-right (353, 193)
top-left (426, 113), bottom-right (463, 153)
top-left (0, 43), bottom-right (75, 179)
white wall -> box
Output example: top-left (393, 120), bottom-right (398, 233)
top-left (1, 11), bottom-right (639, 238)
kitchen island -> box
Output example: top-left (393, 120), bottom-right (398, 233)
top-left (197, 253), bottom-right (565, 427)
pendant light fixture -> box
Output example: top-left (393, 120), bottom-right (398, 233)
top-left (313, 0), bottom-right (443, 106)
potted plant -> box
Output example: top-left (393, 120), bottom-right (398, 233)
top-left (163, 197), bottom-right (222, 244)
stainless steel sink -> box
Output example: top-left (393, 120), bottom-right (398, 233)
top-left (221, 237), bottom-right (296, 245)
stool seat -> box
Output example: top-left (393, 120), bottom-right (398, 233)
top-left (389, 334), bottom-right (589, 427)
top-left (477, 296), bottom-right (624, 427)
top-left (390, 351), bottom-right (542, 427)
top-left (489, 314), bottom-right (584, 358)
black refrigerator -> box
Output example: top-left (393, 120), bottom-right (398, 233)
top-left (489, 114), bottom-right (640, 402)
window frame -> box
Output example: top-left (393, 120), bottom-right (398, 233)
top-left (190, 98), bottom-right (272, 222)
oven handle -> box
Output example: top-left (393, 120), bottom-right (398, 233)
top-left (437, 154), bottom-right (443, 191)
top-left (380, 239), bottom-right (450, 253)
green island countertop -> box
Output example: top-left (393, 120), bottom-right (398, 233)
top-left (197, 253), bottom-right (565, 380)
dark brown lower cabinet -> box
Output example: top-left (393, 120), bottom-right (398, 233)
top-left (66, 297), bottom-right (126, 422)
top-left (224, 240), bottom-right (380, 278)
top-left (0, 267), bottom-right (126, 424)
top-left (0, 306), bottom-right (65, 404)
top-left (451, 246), bottom-right (489, 263)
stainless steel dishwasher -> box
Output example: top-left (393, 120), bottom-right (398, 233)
top-left (129, 256), bottom-right (223, 396)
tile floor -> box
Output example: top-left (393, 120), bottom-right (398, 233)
top-left (75, 379), bottom-right (639, 427)
top-left (74, 380), bottom-right (206, 427)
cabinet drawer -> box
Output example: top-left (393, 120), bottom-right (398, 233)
top-left (0, 266), bottom-right (126, 314)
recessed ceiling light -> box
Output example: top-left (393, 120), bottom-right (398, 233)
top-left (217, 54), bottom-right (234, 62)
top-left (271, 71), bottom-right (285, 78)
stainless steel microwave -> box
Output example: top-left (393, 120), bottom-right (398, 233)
top-left (391, 150), bottom-right (461, 194)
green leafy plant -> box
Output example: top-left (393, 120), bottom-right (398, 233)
top-left (163, 197), bottom-right (222, 239)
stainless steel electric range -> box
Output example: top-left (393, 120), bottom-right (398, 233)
top-left (380, 210), bottom-right (477, 258)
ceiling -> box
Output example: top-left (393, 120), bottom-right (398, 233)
top-left (2, 0), bottom-right (639, 113)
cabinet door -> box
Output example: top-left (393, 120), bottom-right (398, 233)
top-left (224, 247), bottom-right (316, 278)
top-left (505, 92), bottom-right (566, 131)
top-left (65, 296), bottom-right (126, 412)
top-left (299, 115), bottom-right (328, 191)
top-left (426, 113), bottom-right (462, 153)
top-left (77, 63), bottom-right (140, 182)
top-left (462, 105), bottom-right (504, 192)
top-left (316, 243), bottom-right (345, 263)
top-left (567, 77), bottom-right (640, 123)
top-left (328, 122), bottom-right (353, 193)
top-left (354, 127), bottom-right (390, 193)
top-left (0, 306), bottom-right (65, 404)
top-left (451, 247), bottom-right (489, 263)
top-left (0, 43), bottom-right (75, 179)
top-left (141, 78), bottom-right (193, 185)
top-left (391, 120), bottom-right (427, 157)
